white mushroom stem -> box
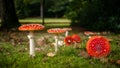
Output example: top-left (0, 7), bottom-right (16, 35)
top-left (74, 42), bottom-right (77, 48)
top-left (58, 40), bottom-right (63, 46)
top-left (88, 36), bottom-right (91, 39)
top-left (27, 31), bottom-right (35, 57)
top-left (87, 35), bottom-right (91, 39)
top-left (54, 35), bottom-right (58, 53)
top-left (65, 31), bottom-right (69, 37)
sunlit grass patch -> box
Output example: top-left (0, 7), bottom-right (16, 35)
top-left (19, 18), bottom-right (71, 24)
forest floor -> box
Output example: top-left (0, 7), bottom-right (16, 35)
top-left (0, 18), bottom-right (120, 68)
top-left (0, 27), bottom-right (120, 68)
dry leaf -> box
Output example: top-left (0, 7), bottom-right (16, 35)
top-left (116, 60), bottom-right (120, 64)
top-left (35, 48), bottom-right (41, 51)
top-left (109, 59), bottom-right (116, 63)
top-left (78, 50), bottom-right (90, 58)
top-left (47, 52), bottom-right (55, 57)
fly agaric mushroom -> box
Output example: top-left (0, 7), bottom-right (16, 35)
top-left (63, 28), bottom-right (72, 37)
top-left (86, 36), bottom-right (110, 58)
top-left (71, 34), bottom-right (81, 43)
top-left (47, 28), bottom-right (66, 54)
top-left (19, 24), bottom-right (44, 57)
top-left (84, 31), bottom-right (97, 38)
top-left (71, 34), bottom-right (81, 48)
top-left (64, 36), bottom-right (73, 46)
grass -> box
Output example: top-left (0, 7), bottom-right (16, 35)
top-left (19, 18), bottom-right (71, 23)
top-left (19, 18), bottom-right (71, 28)
top-left (0, 30), bottom-right (120, 68)
top-left (0, 18), bottom-right (71, 27)
top-left (0, 18), bottom-right (71, 23)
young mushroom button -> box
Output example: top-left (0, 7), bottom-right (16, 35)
top-left (19, 24), bottom-right (44, 58)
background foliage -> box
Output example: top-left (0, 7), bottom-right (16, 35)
top-left (14, 0), bottom-right (120, 32)
top-left (66, 0), bottom-right (120, 32)
top-left (14, 0), bottom-right (69, 18)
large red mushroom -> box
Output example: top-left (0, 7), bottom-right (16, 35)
top-left (86, 36), bottom-right (110, 58)
top-left (47, 28), bottom-right (66, 54)
top-left (19, 24), bottom-right (44, 58)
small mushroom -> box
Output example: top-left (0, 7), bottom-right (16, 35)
top-left (84, 31), bottom-right (97, 38)
top-left (64, 36), bottom-right (73, 46)
top-left (47, 28), bottom-right (66, 54)
top-left (71, 34), bottom-right (81, 48)
top-left (86, 36), bottom-right (111, 58)
top-left (18, 24), bottom-right (44, 58)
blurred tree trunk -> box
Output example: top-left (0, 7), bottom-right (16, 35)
top-left (40, 0), bottom-right (44, 25)
top-left (0, 0), bottom-right (1, 17)
top-left (40, 0), bottom-right (43, 18)
top-left (0, 0), bottom-right (21, 31)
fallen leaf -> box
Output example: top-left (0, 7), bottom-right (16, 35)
top-left (47, 52), bottom-right (55, 57)
top-left (35, 48), bottom-right (41, 51)
top-left (78, 50), bottom-right (90, 58)
top-left (109, 59), bottom-right (116, 63)
top-left (116, 60), bottom-right (120, 65)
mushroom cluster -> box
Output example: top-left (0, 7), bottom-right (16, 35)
top-left (64, 34), bottom-right (81, 48)
top-left (86, 36), bottom-right (110, 58)
top-left (18, 24), bottom-right (112, 59)
top-left (19, 24), bottom-right (44, 58)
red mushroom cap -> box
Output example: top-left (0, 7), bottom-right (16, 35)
top-left (84, 31), bottom-right (96, 36)
top-left (47, 28), bottom-right (66, 34)
top-left (18, 24), bottom-right (44, 31)
top-left (64, 36), bottom-right (73, 46)
top-left (71, 34), bottom-right (81, 43)
top-left (86, 36), bottom-right (110, 58)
